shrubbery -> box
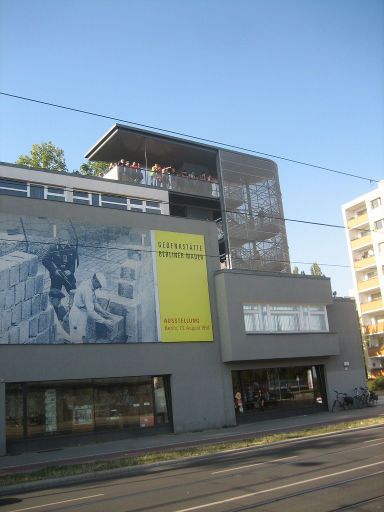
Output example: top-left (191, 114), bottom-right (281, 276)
top-left (368, 376), bottom-right (384, 391)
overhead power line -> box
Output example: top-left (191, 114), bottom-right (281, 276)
top-left (0, 237), bottom-right (351, 269)
top-left (0, 91), bottom-right (380, 184)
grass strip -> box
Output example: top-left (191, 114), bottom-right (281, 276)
top-left (1, 417), bottom-right (383, 487)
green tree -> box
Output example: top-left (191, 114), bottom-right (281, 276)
top-left (16, 141), bottom-right (67, 173)
top-left (79, 161), bottom-right (110, 177)
top-left (310, 262), bottom-right (323, 276)
top-left (292, 266), bottom-right (299, 274)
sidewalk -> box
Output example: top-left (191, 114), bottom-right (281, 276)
top-left (1, 401), bottom-right (384, 476)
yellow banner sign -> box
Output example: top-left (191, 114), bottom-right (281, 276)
top-left (153, 231), bottom-right (213, 342)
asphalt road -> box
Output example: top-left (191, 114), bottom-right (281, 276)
top-left (1, 426), bottom-right (384, 512)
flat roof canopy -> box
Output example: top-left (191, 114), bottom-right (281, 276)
top-left (85, 124), bottom-right (218, 171)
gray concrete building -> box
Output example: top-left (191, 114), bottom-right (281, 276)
top-left (0, 126), bottom-right (366, 455)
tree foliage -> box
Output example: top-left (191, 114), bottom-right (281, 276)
top-left (16, 141), bottom-right (67, 173)
top-left (310, 262), bottom-right (323, 276)
top-left (79, 161), bottom-right (110, 177)
top-left (292, 266), bottom-right (299, 274)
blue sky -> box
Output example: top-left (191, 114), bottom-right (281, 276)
top-left (0, 0), bottom-right (383, 295)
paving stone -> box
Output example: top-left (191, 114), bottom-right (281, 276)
top-left (49, 323), bottom-right (57, 341)
top-left (19, 321), bottom-right (29, 343)
top-left (88, 313), bottom-right (125, 342)
top-left (35, 327), bottom-right (51, 344)
top-left (25, 277), bottom-right (36, 300)
top-left (29, 258), bottom-right (38, 276)
top-left (5, 287), bottom-right (15, 309)
top-left (126, 303), bottom-right (141, 342)
top-left (38, 310), bottom-right (50, 333)
top-left (97, 292), bottom-right (131, 317)
top-left (120, 262), bottom-right (139, 280)
top-left (1, 257), bottom-right (20, 287)
top-left (41, 291), bottom-right (49, 310)
top-left (118, 281), bottom-right (134, 299)
top-left (8, 251), bottom-right (39, 277)
top-left (14, 282), bottom-right (25, 304)
top-left (8, 325), bottom-right (20, 344)
top-left (21, 299), bottom-right (32, 321)
top-left (29, 316), bottom-right (39, 337)
top-left (31, 294), bottom-right (41, 316)
top-left (1, 309), bottom-right (12, 332)
top-left (34, 273), bottom-right (44, 294)
top-left (11, 303), bottom-right (22, 325)
top-left (0, 259), bottom-right (14, 291)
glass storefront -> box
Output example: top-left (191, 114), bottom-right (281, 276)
top-left (232, 365), bottom-right (327, 419)
top-left (6, 376), bottom-right (171, 441)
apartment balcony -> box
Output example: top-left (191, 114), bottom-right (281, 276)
top-left (361, 299), bottom-right (384, 314)
top-left (351, 234), bottom-right (373, 251)
top-left (347, 212), bottom-right (369, 229)
top-left (358, 276), bottom-right (380, 292)
top-left (368, 346), bottom-right (384, 358)
top-left (364, 322), bottom-right (384, 335)
top-left (354, 256), bottom-right (376, 270)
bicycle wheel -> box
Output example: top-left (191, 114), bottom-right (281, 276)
top-left (331, 399), bottom-right (341, 412)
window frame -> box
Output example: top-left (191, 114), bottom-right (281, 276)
top-left (243, 303), bottom-right (329, 334)
top-left (0, 178), bottom-right (28, 197)
top-left (374, 218), bottom-right (384, 231)
top-left (73, 190), bottom-right (92, 205)
top-left (371, 197), bottom-right (381, 210)
top-left (45, 186), bottom-right (66, 202)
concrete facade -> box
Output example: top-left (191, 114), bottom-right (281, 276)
top-left (0, 155), bottom-right (367, 455)
top-left (0, 195), bottom-right (235, 454)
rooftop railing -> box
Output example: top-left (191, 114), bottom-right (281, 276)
top-left (108, 165), bottom-right (220, 200)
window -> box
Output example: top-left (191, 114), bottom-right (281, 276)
top-left (269, 305), bottom-right (300, 332)
top-left (30, 185), bottom-right (44, 199)
top-left (73, 190), bottom-right (91, 205)
top-left (46, 187), bottom-right (65, 202)
top-left (374, 219), bottom-right (384, 231)
top-left (0, 178), bottom-right (28, 197)
top-left (6, 377), bottom-right (170, 440)
top-left (243, 304), bottom-right (329, 333)
top-left (371, 198), bottom-right (381, 210)
top-left (129, 198), bottom-right (145, 212)
top-left (127, 199), bottom-right (161, 214)
top-left (145, 200), bottom-right (161, 214)
top-left (100, 194), bottom-right (128, 210)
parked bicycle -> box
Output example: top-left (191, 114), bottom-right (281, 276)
top-left (331, 390), bottom-right (354, 412)
top-left (361, 386), bottom-right (378, 407)
top-left (354, 386), bottom-right (378, 408)
top-left (353, 386), bottom-right (366, 408)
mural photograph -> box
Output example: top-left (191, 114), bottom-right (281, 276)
top-left (0, 213), bottom-right (213, 344)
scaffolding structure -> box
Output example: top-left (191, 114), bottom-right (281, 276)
top-left (219, 150), bottom-right (290, 272)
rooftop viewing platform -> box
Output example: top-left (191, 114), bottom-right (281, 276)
top-left (103, 163), bottom-right (220, 200)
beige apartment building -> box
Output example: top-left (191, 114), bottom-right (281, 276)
top-left (342, 181), bottom-right (384, 377)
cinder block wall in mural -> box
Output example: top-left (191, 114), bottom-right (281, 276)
top-left (0, 251), bottom-right (55, 344)
top-left (0, 214), bottom-right (158, 344)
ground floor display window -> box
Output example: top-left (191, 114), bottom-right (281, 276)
top-left (232, 365), bottom-right (327, 419)
top-left (6, 375), bottom-right (171, 440)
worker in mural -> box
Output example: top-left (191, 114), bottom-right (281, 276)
top-left (42, 228), bottom-right (78, 322)
top-left (69, 272), bottom-right (114, 343)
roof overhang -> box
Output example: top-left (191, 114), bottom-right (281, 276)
top-left (85, 124), bottom-right (218, 170)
